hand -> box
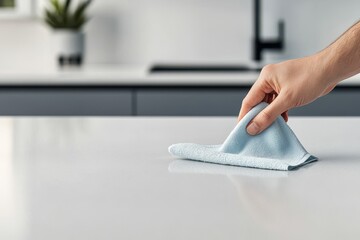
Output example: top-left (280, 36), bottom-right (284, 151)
top-left (238, 55), bottom-right (337, 135)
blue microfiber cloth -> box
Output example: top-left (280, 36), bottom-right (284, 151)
top-left (168, 102), bottom-right (317, 171)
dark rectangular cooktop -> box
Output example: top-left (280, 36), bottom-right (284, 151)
top-left (149, 65), bottom-right (262, 73)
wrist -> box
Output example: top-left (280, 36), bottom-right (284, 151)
top-left (311, 51), bottom-right (341, 86)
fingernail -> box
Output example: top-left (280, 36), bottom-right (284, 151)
top-left (247, 122), bottom-right (260, 135)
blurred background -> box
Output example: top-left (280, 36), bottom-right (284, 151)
top-left (0, 0), bottom-right (358, 116)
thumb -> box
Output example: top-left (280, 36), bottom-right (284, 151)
top-left (246, 93), bottom-right (289, 135)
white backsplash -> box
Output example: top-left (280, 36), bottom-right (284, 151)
top-left (0, 0), bottom-right (359, 70)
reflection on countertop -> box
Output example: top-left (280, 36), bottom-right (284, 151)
top-left (168, 160), bottom-right (289, 178)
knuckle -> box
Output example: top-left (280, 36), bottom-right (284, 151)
top-left (241, 98), bottom-right (250, 108)
top-left (259, 110), bottom-right (273, 123)
top-left (261, 64), bottom-right (276, 76)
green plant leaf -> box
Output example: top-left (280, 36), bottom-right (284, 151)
top-left (45, 9), bottom-right (61, 26)
top-left (74, 0), bottom-right (91, 21)
top-left (74, 15), bottom-right (88, 29)
top-left (45, 18), bottom-right (56, 28)
top-left (44, 0), bottom-right (92, 30)
top-left (62, 0), bottom-right (71, 24)
top-left (50, 0), bottom-right (63, 16)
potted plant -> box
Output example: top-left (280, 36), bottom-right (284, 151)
top-left (44, 0), bottom-right (92, 67)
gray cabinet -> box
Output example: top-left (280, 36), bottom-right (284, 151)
top-left (0, 86), bottom-right (358, 116)
top-left (136, 88), bottom-right (247, 116)
top-left (0, 88), bottom-right (132, 116)
top-left (290, 88), bottom-right (360, 116)
top-left (136, 87), bottom-right (360, 116)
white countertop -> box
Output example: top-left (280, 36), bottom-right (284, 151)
top-left (1, 116), bottom-right (360, 239)
top-left (0, 64), bottom-right (359, 86)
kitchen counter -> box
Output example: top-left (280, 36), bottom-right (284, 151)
top-left (0, 65), bottom-right (259, 86)
top-left (0, 64), bottom-right (359, 86)
top-left (1, 116), bottom-right (359, 240)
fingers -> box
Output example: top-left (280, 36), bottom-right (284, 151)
top-left (238, 79), bottom-right (273, 122)
top-left (269, 93), bottom-right (289, 122)
top-left (246, 93), bottom-right (289, 135)
top-left (281, 111), bottom-right (289, 122)
top-left (322, 83), bottom-right (336, 96)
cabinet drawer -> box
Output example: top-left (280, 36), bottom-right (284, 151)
top-left (290, 89), bottom-right (360, 116)
top-left (136, 89), bottom-right (248, 116)
top-left (137, 87), bottom-right (360, 116)
top-left (0, 89), bottom-right (132, 116)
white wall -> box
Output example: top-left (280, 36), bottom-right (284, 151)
top-left (0, 0), bottom-right (359, 69)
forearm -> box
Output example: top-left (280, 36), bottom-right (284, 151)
top-left (316, 21), bottom-right (360, 84)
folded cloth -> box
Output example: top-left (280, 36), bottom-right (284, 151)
top-left (168, 102), bottom-right (317, 171)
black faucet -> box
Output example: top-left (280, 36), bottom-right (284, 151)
top-left (253, 0), bottom-right (285, 61)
